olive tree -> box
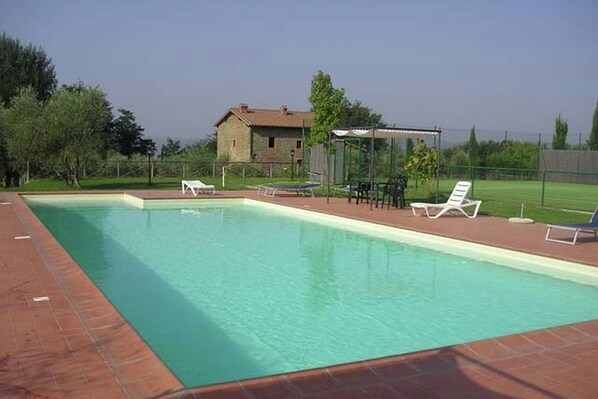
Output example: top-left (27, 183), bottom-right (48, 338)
top-left (0, 87), bottom-right (45, 186)
top-left (43, 85), bottom-right (112, 187)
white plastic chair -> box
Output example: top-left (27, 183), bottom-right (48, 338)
top-left (181, 180), bottom-right (215, 196)
top-left (410, 181), bottom-right (482, 219)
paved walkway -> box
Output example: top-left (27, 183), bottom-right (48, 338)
top-left (1, 190), bottom-right (596, 398)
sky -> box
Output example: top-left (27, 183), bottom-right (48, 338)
top-left (1, 0), bottom-right (597, 144)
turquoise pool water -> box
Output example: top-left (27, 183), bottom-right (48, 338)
top-left (27, 196), bottom-right (598, 387)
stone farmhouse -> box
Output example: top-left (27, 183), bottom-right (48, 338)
top-left (215, 103), bottom-right (313, 165)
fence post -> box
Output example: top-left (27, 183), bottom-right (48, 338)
top-left (117, 162), bottom-right (120, 178)
top-left (541, 170), bottom-right (546, 207)
top-left (151, 160), bottom-right (154, 179)
top-left (242, 163), bottom-right (245, 178)
top-left (269, 163), bottom-right (273, 178)
top-left (212, 163), bottom-right (215, 177)
top-left (26, 161), bottom-right (30, 183)
top-left (183, 163), bottom-right (186, 178)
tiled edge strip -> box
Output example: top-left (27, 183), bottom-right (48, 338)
top-left (188, 320), bottom-right (598, 398)
top-left (10, 193), bottom-right (185, 399)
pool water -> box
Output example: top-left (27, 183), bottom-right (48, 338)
top-left (28, 197), bottom-right (598, 387)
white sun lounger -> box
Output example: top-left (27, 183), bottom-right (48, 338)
top-left (181, 180), bottom-right (215, 196)
top-left (410, 181), bottom-right (482, 219)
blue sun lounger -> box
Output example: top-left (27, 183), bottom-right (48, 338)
top-left (257, 183), bottom-right (320, 198)
top-left (545, 206), bottom-right (598, 245)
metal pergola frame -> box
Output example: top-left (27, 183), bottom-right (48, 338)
top-left (326, 126), bottom-right (442, 208)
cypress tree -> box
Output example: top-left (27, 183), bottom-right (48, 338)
top-left (468, 126), bottom-right (479, 166)
top-left (468, 126), bottom-right (478, 179)
top-left (552, 114), bottom-right (568, 150)
top-left (588, 99), bottom-right (598, 151)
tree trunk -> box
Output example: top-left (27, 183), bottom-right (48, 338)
top-left (3, 170), bottom-right (11, 187)
top-left (3, 168), bottom-right (21, 187)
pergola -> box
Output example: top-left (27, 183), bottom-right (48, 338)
top-left (327, 126), bottom-right (442, 205)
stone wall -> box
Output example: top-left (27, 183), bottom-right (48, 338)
top-left (216, 115), bottom-right (251, 161)
top-left (252, 127), bottom-right (307, 163)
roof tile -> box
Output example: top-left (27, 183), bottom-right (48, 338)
top-left (216, 105), bottom-right (313, 128)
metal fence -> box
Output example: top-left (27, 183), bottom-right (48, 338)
top-left (19, 153), bottom-right (597, 212)
top-left (440, 165), bottom-right (598, 211)
top-left (75, 160), bottom-right (301, 180)
top-left (540, 150), bottom-right (598, 184)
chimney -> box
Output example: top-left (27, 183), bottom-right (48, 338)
top-left (280, 105), bottom-right (288, 115)
top-left (239, 103), bottom-right (248, 113)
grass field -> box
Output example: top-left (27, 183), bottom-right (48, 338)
top-left (3, 176), bottom-right (596, 224)
top-left (429, 179), bottom-right (597, 224)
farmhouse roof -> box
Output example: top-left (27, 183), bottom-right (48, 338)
top-left (215, 103), bottom-right (313, 128)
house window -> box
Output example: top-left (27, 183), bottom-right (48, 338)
top-left (296, 140), bottom-right (302, 149)
top-left (232, 139), bottom-right (236, 147)
top-left (268, 137), bottom-right (275, 148)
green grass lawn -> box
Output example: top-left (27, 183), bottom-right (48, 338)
top-left (3, 176), bottom-right (596, 224)
top-left (319, 178), bottom-right (596, 224)
top-left (2, 176), bottom-right (288, 191)
top-left (417, 179), bottom-right (596, 224)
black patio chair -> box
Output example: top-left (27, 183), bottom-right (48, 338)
top-left (378, 175), bottom-right (408, 209)
top-left (346, 173), bottom-right (365, 204)
top-left (353, 180), bottom-right (374, 204)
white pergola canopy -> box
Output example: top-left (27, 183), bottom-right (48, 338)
top-left (332, 127), bottom-right (441, 140)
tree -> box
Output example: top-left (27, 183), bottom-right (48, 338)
top-left (405, 138), bottom-right (414, 163)
top-left (0, 33), bottom-right (57, 106)
top-left (340, 99), bottom-right (383, 127)
top-left (160, 137), bottom-right (182, 158)
top-left (486, 141), bottom-right (538, 169)
top-left (467, 125), bottom-right (479, 179)
top-left (468, 126), bottom-right (479, 166)
top-left (139, 138), bottom-right (157, 157)
top-left (43, 85), bottom-right (112, 187)
top-left (0, 105), bottom-right (10, 185)
top-left (182, 133), bottom-right (217, 159)
top-left (63, 81), bottom-right (114, 157)
top-left (477, 140), bottom-right (502, 167)
top-left (588, 99), bottom-right (598, 151)
top-left (111, 108), bottom-right (148, 157)
top-left (1, 87), bottom-right (45, 186)
top-left (306, 70), bottom-right (345, 148)
top-left (552, 114), bottom-right (568, 150)
top-left (404, 139), bottom-right (439, 185)
top-left (341, 98), bottom-right (387, 155)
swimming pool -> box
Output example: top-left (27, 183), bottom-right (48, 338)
top-left (25, 194), bottom-right (598, 387)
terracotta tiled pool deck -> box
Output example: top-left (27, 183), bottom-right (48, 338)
top-left (1, 190), bottom-right (597, 399)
